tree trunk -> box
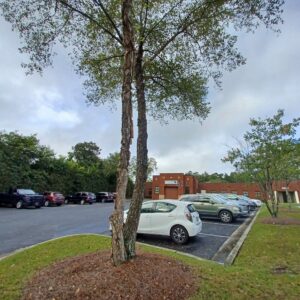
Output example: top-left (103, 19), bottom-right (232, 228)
top-left (124, 45), bottom-right (148, 259)
top-left (110, 0), bottom-right (134, 266)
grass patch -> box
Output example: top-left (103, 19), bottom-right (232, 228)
top-left (1, 204), bottom-right (299, 299)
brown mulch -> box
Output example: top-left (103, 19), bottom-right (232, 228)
top-left (260, 217), bottom-right (300, 225)
top-left (22, 251), bottom-right (198, 300)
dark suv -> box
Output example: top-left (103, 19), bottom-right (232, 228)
top-left (65, 192), bottom-right (95, 205)
top-left (0, 188), bottom-right (44, 209)
top-left (96, 192), bottom-right (114, 203)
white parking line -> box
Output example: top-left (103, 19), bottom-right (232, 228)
top-left (198, 232), bottom-right (230, 238)
top-left (202, 221), bottom-right (240, 227)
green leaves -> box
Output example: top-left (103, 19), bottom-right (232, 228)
top-left (0, 131), bottom-right (122, 194)
top-left (223, 109), bottom-right (300, 217)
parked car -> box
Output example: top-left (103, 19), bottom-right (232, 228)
top-left (179, 193), bottom-right (241, 223)
top-left (222, 194), bottom-right (254, 213)
top-left (122, 200), bottom-right (202, 244)
top-left (0, 188), bottom-right (44, 209)
top-left (65, 192), bottom-right (95, 205)
top-left (88, 192), bottom-right (96, 202)
top-left (43, 191), bottom-right (65, 207)
top-left (251, 198), bottom-right (262, 207)
top-left (96, 192), bottom-right (114, 203)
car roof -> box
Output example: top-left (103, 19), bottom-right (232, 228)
top-left (143, 199), bottom-right (191, 206)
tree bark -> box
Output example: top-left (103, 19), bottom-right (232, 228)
top-left (110, 0), bottom-right (134, 266)
top-left (124, 45), bottom-right (148, 259)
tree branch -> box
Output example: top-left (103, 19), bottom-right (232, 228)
top-left (84, 54), bottom-right (123, 64)
top-left (56, 0), bottom-right (123, 45)
top-left (92, 0), bottom-right (123, 43)
top-left (143, 0), bottom-right (184, 42)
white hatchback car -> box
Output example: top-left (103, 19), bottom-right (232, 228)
top-left (124, 199), bottom-right (202, 244)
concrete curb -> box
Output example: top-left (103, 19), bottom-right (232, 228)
top-left (212, 209), bottom-right (261, 265)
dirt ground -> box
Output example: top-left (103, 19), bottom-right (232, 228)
top-left (22, 250), bottom-right (198, 300)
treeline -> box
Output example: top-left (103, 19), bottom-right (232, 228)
top-left (185, 171), bottom-right (253, 183)
top-left (0, 131), bottom-right (133, 195)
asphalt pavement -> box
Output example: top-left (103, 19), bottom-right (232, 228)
top-left (0, 202), bottom-right (250, 261)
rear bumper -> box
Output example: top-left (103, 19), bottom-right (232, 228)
top-left (186, 221), bottom-right (202, 237)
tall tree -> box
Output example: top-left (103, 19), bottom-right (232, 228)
top-left (0, 0), bottom-right (134, 265)
top-left (117, 0), bottom-right (285, 258)
top-left (1, 0), bottom-right (285, 262)
top-left (223, 110), bottom-right (300, 217)
top-left (68, 142), bottom-right (101, 167)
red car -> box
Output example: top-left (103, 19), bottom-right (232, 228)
top-left (43, 191), bottom-right (65, 207)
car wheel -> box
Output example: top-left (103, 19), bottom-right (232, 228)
top-left (170, 225), bottom-right (189, 244)
top-left (101, 199), bottom-right (105, 203)
top-left (80, 199), bottom-right (85, 205)
top-left (57, 203), bottom-right (62, 207)
top-left (16, 201), bottom-right (23, 209)
top-left (64, 199), bottom-right (68, 204)
top-left (35, 205), bottom-right (41, 209)
top-left (44, 200), bottom-right (49, 207)
top-left (219, 210), bottom-right (233, 223)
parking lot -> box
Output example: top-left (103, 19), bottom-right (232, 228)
top-left (0, 202), bottom-right (251, 261)
top-left (137, 219), bottom-right (245, 260)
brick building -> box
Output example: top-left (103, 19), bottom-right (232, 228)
top-left (145, 173), bottom-right (300, 203)
top-left (148, 173), bottom-right (199, 200)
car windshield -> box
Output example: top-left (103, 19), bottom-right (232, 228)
top-left (17, 189), bottom-right (36, 195)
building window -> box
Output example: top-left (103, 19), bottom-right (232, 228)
top-left (255, 192), bottom-right (261, 198)
top-left (154, 187), bottom-right (159, 194)
top-left (243, 192), bottom-right (249, 197)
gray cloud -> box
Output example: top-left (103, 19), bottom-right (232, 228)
top-left (1, 1), bottom-right (300, 175)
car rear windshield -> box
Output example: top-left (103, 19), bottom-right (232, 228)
top-left (187, 204), bottom-right (196, 213)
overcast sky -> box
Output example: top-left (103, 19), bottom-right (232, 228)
top-left (0, 1), bottom-right (299, 175)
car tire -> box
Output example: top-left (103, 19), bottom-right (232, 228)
top-left (219, 210), bottom-right (233, 223)
top-left (57, 203), bottom-right (62, 207)
top-left (16, 201), bottom-right (23, 209)
top-left (80, 199), bottom-right (85, 205)
top-left (170, 225), bottom-right (189, 244)
top-left (64, 200), bottom-right (68, 204)
top-left (44, 200), bottom-right (49, 207)
top-left (101, 199), bottom-right (105, 203)
top-left (35, 205), bottom-right (41, 209)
